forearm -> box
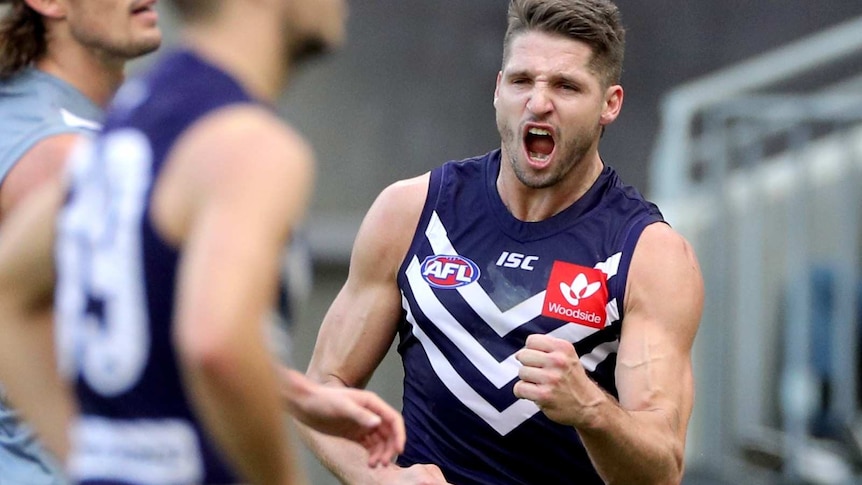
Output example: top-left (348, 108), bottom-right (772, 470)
top-left (296, 420), bottom-right (392, 485)
top-left (183, 339), bottom-right (300, 485)
top-left (576, 394), bottom-right (684, 485)
top-left (0, 178), bottom-right (69, 457)
top-left (0, 309), bottom-right (73, 460)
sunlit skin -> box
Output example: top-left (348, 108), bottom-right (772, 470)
top-left (493, 30), bottom-right (622, 222)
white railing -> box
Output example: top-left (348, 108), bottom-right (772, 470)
top-left (650, 15), bottom-right (862, 200)
top-left (648, 15), bottom-right (862, 485)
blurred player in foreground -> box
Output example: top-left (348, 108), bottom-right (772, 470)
top-left (0, 0), bottom-right (404, 484)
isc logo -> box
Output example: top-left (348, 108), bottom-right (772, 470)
top-left (495, 251), bottom-right (539, 271)
top-left (420, 255), bottom-right (481, 289)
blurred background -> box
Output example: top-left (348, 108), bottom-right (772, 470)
top-left (150, 2), bottom-right (862, 484)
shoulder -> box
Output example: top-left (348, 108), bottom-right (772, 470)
top-left (0, 71), bottom-right (101, 182)
top-left (374, 173), bottom-right (430, 216)
top-left (349, 173), bottom-right (430, 277)
top-left (0, 133), bottom-right (82, 220)
top-left (362, 173), bottom-right (430, 241)
top-left (172, 105), bottom-right (313, 184)
top-left (1, 69), bottom-right (101, 129)
top-left (625, 223), bottom-right (703, 337)
top-left (151, 105), bottom-right (313, 244)
top-left (632, 223), bottom-right (699, 273)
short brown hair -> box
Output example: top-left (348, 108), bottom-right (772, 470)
top-left (0, 0), bottom-right (46, 78)
top-left (503, 0), bottom-right (625, 86)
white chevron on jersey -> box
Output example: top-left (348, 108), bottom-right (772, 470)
top-left (426, 212), bottom-right (544, 337)
top-left (407, 257), bottom-right (598, 387)
top-left (404, 212), bottom-right (627, 433)
top-left (407, 258), bottom-right (520, 386)
top-left (406, 257), bottom-right (618, 381)
top-left (594, 251), bottom-right (621, 279)
top-left (403, 295), bottom-right (541, 436)
top-left (424, 211), bottom-right (622, 333)
top-left (580, 339), bottom-right (620, 372)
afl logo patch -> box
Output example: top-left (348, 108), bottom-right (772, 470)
top-left (420, 255), bottom-right (481, 289)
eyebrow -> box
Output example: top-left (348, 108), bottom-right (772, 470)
top-left (504, 68), bottom-right (585, 86)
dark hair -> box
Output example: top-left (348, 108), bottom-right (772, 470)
top-left (503, 0), bottom-right (626, 86)
top-left (0, 0), bottom-right (46, 78)
top-left (168, 0), bottom-right (220, 21)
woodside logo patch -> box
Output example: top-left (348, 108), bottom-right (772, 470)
top-left (542, 261), bottom-right (608, 328)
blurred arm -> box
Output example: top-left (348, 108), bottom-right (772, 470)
top-left (0, 179), bottom-right (75, 460)
top-left (152, 106), bottom-right (313, 485)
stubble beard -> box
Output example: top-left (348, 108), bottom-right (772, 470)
top-left (498, 118), bottom-right (598, 190)
top-left (290, 37), bottom-right (329, 68)
top-left (73, 25), bottom-right (161, 64)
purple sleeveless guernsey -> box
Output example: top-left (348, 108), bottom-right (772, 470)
top-left (55, 50), bottom-right (255, 485)
top-left (395, 149), bottom-right (664, 484)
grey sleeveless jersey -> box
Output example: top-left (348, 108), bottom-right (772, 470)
top-left (0, 67), bottom-right (102, 185)
top-left (0, 66), bottom-right (100, 485)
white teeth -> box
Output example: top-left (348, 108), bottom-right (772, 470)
top-left (528, 127), bottom-right (551, 136)
top-left (528, 152), bottom-right (549, 161)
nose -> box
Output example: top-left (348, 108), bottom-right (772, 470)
top-left (526, 86), bottom-right (553, 117)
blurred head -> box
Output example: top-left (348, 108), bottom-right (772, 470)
top-left (503, 0), bottom-right (625, 88)
top-left (0, 0), bottom-right (162, 78)
top-left (170, 0), bottom-right (347, 65)
top-left (284, 0), bottom-right (347, 63)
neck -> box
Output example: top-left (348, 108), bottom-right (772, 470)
top-left (36, 40), bottom-right (125, 108)
top-left (182, 7), bottom-right (290, 104)
top-left (496, 149), bottom-right (604, 222)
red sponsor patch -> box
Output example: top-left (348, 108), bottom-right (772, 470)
top-left (542, 261), bottom-right (608, 328)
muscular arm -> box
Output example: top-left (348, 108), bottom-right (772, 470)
top-left (0, 179), bottom-right (75, 460)
top-left (515, 223), bottom-right (703, 484)
top-left (306, 177), bottom-right (424, 389)
top-left (153, 106), bottom-right (314, 485)
top-left (299, 175), bottom-right (449, 484)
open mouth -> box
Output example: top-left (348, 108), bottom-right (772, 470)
top-left (524, 126), bottom-right (555, 164)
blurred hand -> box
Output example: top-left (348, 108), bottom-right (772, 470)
top-left (278, 367), bottom-right (405, 467)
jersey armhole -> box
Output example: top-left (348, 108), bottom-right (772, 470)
top-left (395, 166), bottom-right (445, 280)
top-left (610, 215), bottom-right (666, 322)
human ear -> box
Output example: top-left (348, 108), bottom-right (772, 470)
top-left (23, 0), bottom-right (66, 19)
top-left (599, 85), bottom-right (623, 126)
